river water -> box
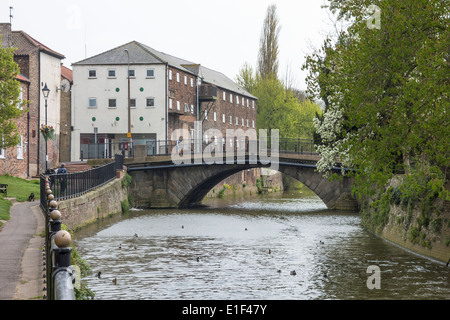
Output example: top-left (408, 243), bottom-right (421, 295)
top-left (74, 191), bottom-right (449, 300)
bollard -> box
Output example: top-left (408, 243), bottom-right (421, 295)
top-left (52, 230), bottom-right (75, 300)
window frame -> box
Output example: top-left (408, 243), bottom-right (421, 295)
top-left (88, 97), bottom-right (97, 109)
top-left (88, 69), bottom-right (97, 79)
top-left (108, 98), bottom-right (117, 108)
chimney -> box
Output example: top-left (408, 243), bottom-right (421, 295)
top-left (0, 23), bottom-right (12, 47)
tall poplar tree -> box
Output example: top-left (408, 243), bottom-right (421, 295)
top-left (257, 4), bottom-right (281, 79)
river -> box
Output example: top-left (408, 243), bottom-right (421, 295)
top-left (74, 191), bottom-right (449, 300)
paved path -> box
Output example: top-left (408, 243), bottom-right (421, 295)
top-left (0, 201), bottom-right (45, 300)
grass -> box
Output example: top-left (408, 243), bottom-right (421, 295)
top-left (0, 175), bottom-right (40, 227)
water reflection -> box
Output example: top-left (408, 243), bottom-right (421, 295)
top-left (74, 192), bottom-right (449, 300)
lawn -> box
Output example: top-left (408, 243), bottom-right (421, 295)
top-left (0, 175), bottom-right (40, 227)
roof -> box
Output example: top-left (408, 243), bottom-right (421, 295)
top-left (13, 31), bottom-right (65, 59)
top-left (16, 73), bottom-right (30, 83)
top-left (73, 41), bottom-right (257, 99)
top-left (61, 65), bottom-right (73, 83)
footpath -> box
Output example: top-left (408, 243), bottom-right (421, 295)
top-left (0, 200), bottom-right (45, 300)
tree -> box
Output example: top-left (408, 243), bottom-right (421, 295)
top-left (303, 0), bottom-right (450, 200)
top-left (257, 4), bottom-right (281, 79)
top-left (0, 36), bottom-right (26, 149)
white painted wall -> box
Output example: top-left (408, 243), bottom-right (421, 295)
top-left (40, 53), bottom-right (62, 136)
top-left (71, 63), bottom-right (167, 161)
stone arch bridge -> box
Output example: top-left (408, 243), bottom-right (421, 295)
top-left (125, 152), bottom-right (359, 211)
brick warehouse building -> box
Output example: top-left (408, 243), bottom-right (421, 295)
top-left (0, 23), bottom-right (65, 177)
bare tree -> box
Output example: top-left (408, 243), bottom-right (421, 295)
top-left (257, 4), bottom-right (281, 79)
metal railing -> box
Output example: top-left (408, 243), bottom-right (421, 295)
top-left (40, 154), bottom-right (124, 210)
top-left (42, 180), bottom-right (76, 300)
top-left (80, 138), bottom-right (317, 160)
top-left (39, 154), bottom-right (124, 300)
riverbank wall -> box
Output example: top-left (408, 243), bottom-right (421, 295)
top-left (57, 170), bottom-right (129, 231)
top-left (361, 177), bottom-right (450, 263)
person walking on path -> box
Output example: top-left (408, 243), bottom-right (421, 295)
top-left (0, 201), bottom-right (45, 300)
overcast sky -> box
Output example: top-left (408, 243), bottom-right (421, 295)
top-left (3, 0), bottom-right (336, 91)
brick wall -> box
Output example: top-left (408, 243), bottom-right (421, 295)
top-left (167, 66), bottom-right (198, 140)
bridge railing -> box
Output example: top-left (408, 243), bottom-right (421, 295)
top-left (79, 138), bottom-right (317, 160)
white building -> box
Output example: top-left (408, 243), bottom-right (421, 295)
top-left (71, 41), bottom-right (169, 160)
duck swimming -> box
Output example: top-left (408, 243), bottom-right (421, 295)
top-left (290, 270), bottom-right (296, 275)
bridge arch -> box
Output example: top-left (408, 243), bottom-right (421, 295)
top-left (127, 161), bottom-right (358, 211)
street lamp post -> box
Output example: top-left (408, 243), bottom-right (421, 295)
top-left (42, 83), bottom-right (50, 172)
top-left (124, 49), bottom-right (131, 156)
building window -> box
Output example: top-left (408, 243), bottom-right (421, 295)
top-left (242, 97), bottom-right (245, 106)
top-left (252, 100), bottom-right (255, 108)
top-left (191, 78), bottom-right (194, 87)
top-left (184, 103), bottom-right (189, 113)
top-left (236, 117), bottom-right (238, 125)
top-left (223, 114), bottom-right (226, 123)
top-left (229, 115), bottom-right (232, 124)
top-left (108, 99), bottom-right (117, 108)
top-left (88, 98), bottom-right (97, 108)
top-left (214, 112), bottom-right (217, 122)
top-left (191, 104), bottom-right (194, 114)
top-left (252, 120), bottom-right (255, 128)
top-left (247, 99), bottom-right (249, 107)
top-left (242, 118), bottom-right (244, 126)
top-left (146, 69), bottom-right (155, 78)
top-left (108, 69), bottom-right (116, 78)
top-left (177, 101), bottom-right (180, 110)
top-left (236, 96), bottom-right (240, 104)
top-left (184, 75), bottom-right (187, 85)
top-left (230, 93), bottom-right (233, 103)
top-left (169, 70), bottom-right (173, 80)
top-left (88, 70), bottom-right (97, 78)
top-left (128, 69), bottom-right (136, 78)
top-left (247, 119), bottom-right (249, 127)
top-left (17, 136), bottom-right (23, 159)
top-left (223, 91), bottom-right (226, 101)
top-left (130, 99), bottom-right (136, 108)
top-left (146, 98), bottom-right (155, 108)
top-left (176, 73), bottom-right (180, 82)
top-left (169, 98), bottom-right (173, 109)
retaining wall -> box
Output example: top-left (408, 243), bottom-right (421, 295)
top-left (57, 171), bottom-right (128, 231)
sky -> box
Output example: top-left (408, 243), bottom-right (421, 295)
top-left (3, 0), bottom-right (337, 91)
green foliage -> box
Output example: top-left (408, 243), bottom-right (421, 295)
top-left (304, 0), bottom-right (449, 202)
top-left (0, 36), bottom-right (27, 149)
top-left (121, 173), bottom-right (132, 189)
top-left (121, 199), bottom-right (130, 213)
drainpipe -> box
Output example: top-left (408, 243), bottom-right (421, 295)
top-left (165, 62), bottom-right (169, 154)
top-left (37, 50), bottom-right (41, 175)
top-left (27, 80), bottom-right (30, 178)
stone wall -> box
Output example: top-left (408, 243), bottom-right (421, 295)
top-left (361, 178), bottom-right (450, 263)
top-left (57, 172), bottom-right (128, 231)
